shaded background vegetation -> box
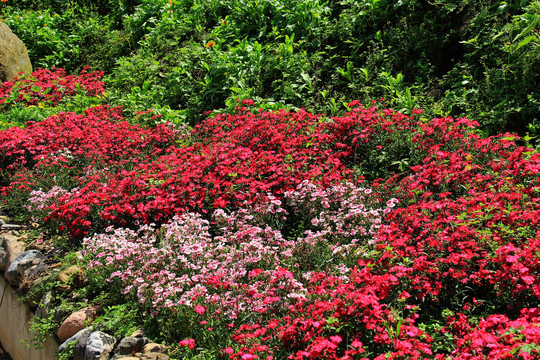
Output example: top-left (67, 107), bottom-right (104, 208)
top-left (1, 0), bottom-right (538, 136)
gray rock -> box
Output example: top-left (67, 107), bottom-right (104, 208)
top-left (114, 336), bottom-right (149, 356)
top-left (0, 237), bottom-right (7, 271)
top-left (0, 21), bottom-right (32, 82)
top-left (73, 330), bottom-right (93, 360)
top-left (20, 257), bottom-right (48, 281)
top-left (35, 291), bottom-right (53, 319)
top-left (54, 304), bottom-right (73, 324)
top-left (1, 224), bottom-right (27, 230)
top-left (5, 250), bottom-right (46, 286)
top-left (58, 328), bottom-right (92, 353)
top-left (84, 331), bottom-right (116, 360)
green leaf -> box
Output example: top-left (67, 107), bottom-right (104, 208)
top-left (513, 16), bottom-right (539, 42)
top-left (515, 35), bottom-right (536, 50)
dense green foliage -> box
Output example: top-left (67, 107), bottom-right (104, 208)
top-left (1, 0), bottom-right (538, 135)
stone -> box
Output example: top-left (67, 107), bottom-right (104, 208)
top-left (0, 237), bottom-right (7, 271)
top-left (58, 265), bottom-right (82, 282)
top-left (35, 290), bottom-right (54, 318)
top-left (5, 250), bottom-right (46, 285)
top-left (26, 274), bottom-right (52, 308)
top-left (73, 330), bottom-right (92, 360)
top-left (0, 224), bottom-right (26, 230)
top-left (54, 304), bottom-right (73, 324)
top-left (0, 21), bottom-right (32, 82)
top-left (142, 343), bottom-right (168, 354)
top-left (112, 358), bottom-right (139, 360)
top-left (19, 256), bottom-right (48, 280)
top-left (57, 265), bottom-right (84, 290)
top-left (57, 307), bottom-right (98, 341)
top-left (139, 353), bottom-right (170, 360)
top-left (0, 234), bottom-right (24, 271)
top-left (5, 239), bottom-right (25, 270)
top-left (84, 331), bottom-right (116, 360)
top-left (114, 336), bottom-right (149, 356)
top-left (130, 329), bottom-right (146, 338)
top-left (58, 328), bottom-right (92, 353)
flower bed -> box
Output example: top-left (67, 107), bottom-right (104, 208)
top-left (1, 72), bottom-right (539, 359)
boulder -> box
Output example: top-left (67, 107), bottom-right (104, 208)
top-left (114, 336), bottom-right (149, 356)
top-left (130, 329), bottom-right (146, 338)
top-left (58, 328), bottom-right (92, 353)
top-left (5, 239), bottom-right (26, 270)
top-left (35, 290), bottom-right (54, 319)
top-left (73, 330), bottom-right (93, 360)
top-left (1, 223), bottom-right (26, 230)
top-left (57, 265), bottom-right (84, 291)
top-left (0, 234), bottom-right (24, 271)
top-left (57, 307), bottom-right (98, 341)
top-left (0, 21), bottom-right (32, 82)
top-left (5, 250), bottom-right (46, 285)
top-left (0, 237), bottom-right (8, 271)
top-left (142, 343), bottom-right (168, 354)
top-left (84, 331), bottom-right (116, 360)
top-left (139, 353), bottom-right (170, 360)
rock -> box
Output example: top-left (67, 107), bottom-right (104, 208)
top-left (57, 307), bottom-right (98, 341)
top-left (58, 328), bottom-right (92, 353)
top-left (73, 330), bottom-right (93, 360)
top-left (54, 304), bottom-right (73, 324)
top-left (130, 329), bottom-right (146, 338)
top-left (1, 224), bottom-right (26, 230)
top-left (112, 358), bottom-right (139, 360)
top-left (58, 265), bottom-right (82, 282)
top-left (0, 235), bottom-right (24, 271)
top-left (35, 290), bottom-right (54, 318)
top-left (114, 336), bottom-right (149, 356)
top-left (57, 265), bottom-right (84, 291)
top-left (19, 255), bottom-right (48, 280)
top-left (26, 274), bottom-right (52, 308)
top-left (5, 239), bottom-right (25, 270)
top-left (0, 21), bottom-right (32, 82)
top-left (142, 343), bottom-right (168, 354)
top-left (139, 353), bottom-right (170, 360)
top-left (5, 250), bottom-right (46, 285)
top-left (84, 331), bottom-right (116, 360)
top-left (0, 237), bottom-right (7, 271)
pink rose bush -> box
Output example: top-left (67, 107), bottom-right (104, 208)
top-left (1, 74), bottom-right (539, 359)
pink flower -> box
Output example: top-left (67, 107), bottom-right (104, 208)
top-left (195, 305), bottom-right (206, 314)
top-left (179, 338), bottom-right (196, 349)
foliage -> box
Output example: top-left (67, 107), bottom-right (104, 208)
top-left (2, 0), bottom-right (537, 134)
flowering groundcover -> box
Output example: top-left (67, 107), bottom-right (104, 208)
top-left (0, 72), bottom-right (539, 359)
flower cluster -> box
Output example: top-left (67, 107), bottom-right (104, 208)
top-left (3, 103), bottom-right (412, 238)
top-left (2, 95), bottom-right (539, 359)
top-left (0, 67), bottom-right (105, 109)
